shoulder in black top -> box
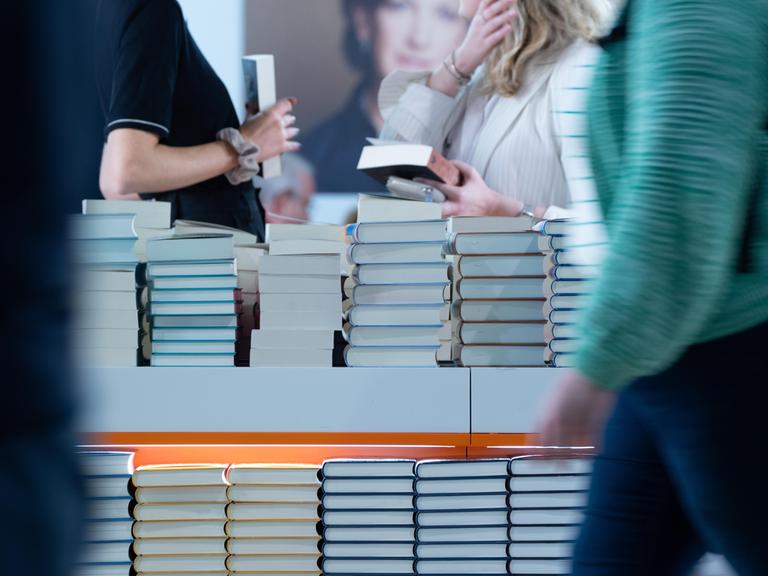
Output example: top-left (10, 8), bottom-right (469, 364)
top-left (95, 0), bottom-right (265, 239)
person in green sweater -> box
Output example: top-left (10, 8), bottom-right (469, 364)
top-left (536, 0), bottom-right (768, 573)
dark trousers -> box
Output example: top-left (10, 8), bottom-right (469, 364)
top-left (572, 320), bottom-right (768, 576)
top-left (0, 429), bottom-right (83, 575)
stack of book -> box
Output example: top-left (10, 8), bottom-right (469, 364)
top-left (250, 253), bottom-right (340, 367)
top-left (506, 456), bottom-right (591, 575)
top-left (77, 451), bottom-right (135, 576)
top-left (538, 220), bottom-right (596, 368)
top-left (225, 464), bottom-right (322, 575)
top-left (266, 223), bottom-right (347, 270)
top-left (172, 219), bottom-right (267, 366)
top-left (414, 459), bottom-right (511, 576)
top-left (320, 459), bottom-right (416, 576)
top-left (342, 195), bottom-right (448, 368)
top-left (145, 234), bottom-right (241, 367)
top-left (131, 464), bottom-right (230, 576)
top-left (82, 199), bottom-right (172, 261)
top-left (69, 213), bottom-right (147, 367)
top-left (446, 216), bottom-right (547, 367)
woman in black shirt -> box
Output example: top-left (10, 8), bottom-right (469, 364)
top-left (95, 0), bottom-right (297, 239)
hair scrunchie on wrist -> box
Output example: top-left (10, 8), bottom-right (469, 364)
top-left (216, 127), bottom-right (261, 185)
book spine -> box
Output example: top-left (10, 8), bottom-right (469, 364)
top-left (428, 151), bottom-right (460, 186)
top-left (346, 244), bottom-right (358, 265)
top-left (444, 233), bottom-right (459, 256)
top-left (345, 223), bottom-right (360, 244)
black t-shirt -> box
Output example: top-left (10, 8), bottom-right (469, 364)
top-left (95, 0), bottom-right (265, 239)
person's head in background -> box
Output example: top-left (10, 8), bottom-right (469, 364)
top-left (343, 0), bottom-right (468, 129)
top-left (459, 0), bottom-right (606, 96)
top-left (258, 154), bottom-right (316, 224)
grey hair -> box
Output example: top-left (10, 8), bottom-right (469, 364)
top-left (256, 153), bottom-right (315, 204)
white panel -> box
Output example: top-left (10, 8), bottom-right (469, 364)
top-left (471, 368), bottom-right (562, 434)
top-left (177, 0), bottom-right (246, 118)
top-left (78, 368), bottom-right (469, 434)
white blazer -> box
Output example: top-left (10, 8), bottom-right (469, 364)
top-left (379, 40), bottom-right (601, 210)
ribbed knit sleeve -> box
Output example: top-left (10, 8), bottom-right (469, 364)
top-left (575, 0), bottom-right (768, 390)
top-left (378, 69), bottom-right (465, 151)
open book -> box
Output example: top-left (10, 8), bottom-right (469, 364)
top-left (357, 139), bottom-right (461, 187)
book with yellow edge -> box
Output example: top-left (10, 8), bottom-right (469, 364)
top-left (226, 502), bottom-right (321, 521)
top-left (132, 464), bottom-right (229, 488)
top-left (227, 463), bottom-right (320, 486)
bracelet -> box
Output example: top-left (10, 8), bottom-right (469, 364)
top-left (216, 127), bottom-right (261, 185)
top-left (519, 202), bottom-right (536, 219)
top-left (443, 50), bottom-right (471, 86)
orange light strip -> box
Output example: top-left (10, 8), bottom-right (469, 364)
top-left (98, 445), bottom-right (470, 466)
top-left (82, 432), bottom-right (472, 447)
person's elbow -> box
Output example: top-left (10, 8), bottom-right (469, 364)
top-left (100, 156), bottom-right (137, 198)
top-left (99, 129), bottom-right (157, 198)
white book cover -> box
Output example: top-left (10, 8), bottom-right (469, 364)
top-left (251, 329), bottom-right (334, 350)
top-left (243, 54), bottom-right (281, 178)
top-left (266, 223), bottom-right (344, 242)
top-left (357, 194), bottom-right (442, 223)
top-left (82, 199), bottom-right (171, 229)
top-left (249, 348), bottom-right (332, 369)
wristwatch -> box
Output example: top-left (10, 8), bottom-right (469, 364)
top-left (519, 203), bottom-right (536, 218)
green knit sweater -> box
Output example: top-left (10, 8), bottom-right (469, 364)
top-left (575, 0), bottom-right (768, 390)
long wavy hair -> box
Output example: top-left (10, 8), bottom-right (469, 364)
top-left (484, 0), bottom-right (605, 96)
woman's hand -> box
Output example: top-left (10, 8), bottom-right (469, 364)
top-left (418, 160), bottom-right (520, 218)
top-left (535, 371), bottom-right (617, 448)
top-left (240, 97), bottom-right (301, 163)
top-left (454, 0), bottom-right (517, 76)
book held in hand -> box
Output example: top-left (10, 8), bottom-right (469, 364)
top-left (243, 54), bottom-right (281, 178)
top-left (357, 141), bottom-right (460, 186)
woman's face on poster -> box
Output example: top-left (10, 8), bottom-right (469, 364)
top-left (371, 0), bottom-right (467, 79)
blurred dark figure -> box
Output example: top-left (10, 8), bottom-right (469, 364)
top-left (0, 1), bottom-right (91, 574)
top-left (301, 0), bottom-right (466, 193)
top-left (537, 0), bottom-right (768, 574)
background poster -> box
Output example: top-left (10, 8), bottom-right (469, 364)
top-left (246, 0), bottom-right (467, 198)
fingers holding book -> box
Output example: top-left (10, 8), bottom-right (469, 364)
top-left (240, 97), bottom-right (301, 161)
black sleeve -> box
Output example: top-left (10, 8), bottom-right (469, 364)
top-left (105, 0), bottom-right (182, 139)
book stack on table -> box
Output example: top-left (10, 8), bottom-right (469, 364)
top-left (538, 220), bottom-right (598, 368)
top-left (69, 212), bottom-right (147, 367)
top-left (506, 456), bottom-right (592, 575)
top-left (342, 195), bottom-right (449, 368)
top-left (226, 464), bottom-right (322, 575)
top-left (415, 459), bottom-right (511, 576)
top-left (171, 219), bottom-right (267, 366)
top-left (320, 459), bottom-right (417, 576)
top-left (266, 223), bottom-right (347, 273)
top-left (145, 234), bottom-right (240, 367)
top-left (251, 249), bottom-right (341, 368)
top-left (131, 464), bottom-right (230, 576)
top-left (82, 199), bottom-right (172, 262)
top-left (77, 451), bottom-right (135, 576)
top-left (446, 216), bottom-right (547, 367)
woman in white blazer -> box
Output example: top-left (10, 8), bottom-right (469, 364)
top-left (379, 0), bottom-right (606, 218)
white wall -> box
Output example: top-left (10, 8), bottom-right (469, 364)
top-left (177, 0), bottom-right (246, 120)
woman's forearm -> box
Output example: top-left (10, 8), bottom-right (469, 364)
top-left (490, 194), bottom-right (547, 218)
top-left (427, 63), bottom-right (463, 98)
top-left (100, 128), bottom-right (239, 198)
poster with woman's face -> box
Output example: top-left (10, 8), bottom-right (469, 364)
top-left (246, 0), bottom-right (467, 196)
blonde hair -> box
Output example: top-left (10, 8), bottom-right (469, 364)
top-left (484, 0), bottom-right (604, 96)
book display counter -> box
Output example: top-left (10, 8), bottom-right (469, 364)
top-left (78, 367), bottom-right (564, 465)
